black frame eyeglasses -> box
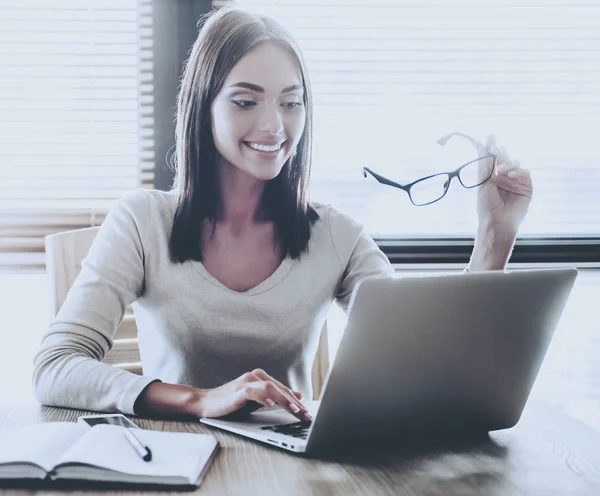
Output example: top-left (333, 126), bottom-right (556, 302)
top-left (362, 132), bottom-right (497, 206)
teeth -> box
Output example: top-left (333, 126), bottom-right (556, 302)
top-left (248, 142), bottom-right (282, 152)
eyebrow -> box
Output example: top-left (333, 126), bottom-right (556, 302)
top-left (227, 82), bottom-right (303, 94)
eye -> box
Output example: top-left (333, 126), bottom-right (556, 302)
top-left (281, 102), bottom-right (303, 109)
top-left (232, 99), bottom-right (256, 109)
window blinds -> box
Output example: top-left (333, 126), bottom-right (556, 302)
top-left (0, 0), bottom-right (154, 271)
top-left (232, 0), bottom-right (600, 238)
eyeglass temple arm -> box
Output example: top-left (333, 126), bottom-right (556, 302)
top-left (363, 167), bottom-right (408, 191)
top-left (437, 132), bottom-right (499, 165)
top-left (436, 131), bottom-right (481, 148)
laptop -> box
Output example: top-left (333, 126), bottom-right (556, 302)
top-left (200, 268), bottom-right (578, 455)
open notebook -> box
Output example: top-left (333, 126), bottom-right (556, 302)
top-left (0, 422), bottom-right (219, 489)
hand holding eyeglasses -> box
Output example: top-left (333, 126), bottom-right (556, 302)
top-left (363, 131), bottom-right (533, 235)
top-left (475, 134), bottom-right (533, 238)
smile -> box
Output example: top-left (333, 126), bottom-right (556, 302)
top-left (244, 141), bottom-right (284, 153)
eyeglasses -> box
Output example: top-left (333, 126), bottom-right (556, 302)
top-left (362, 132), bottom-right (497, 206)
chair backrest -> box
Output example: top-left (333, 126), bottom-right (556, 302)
top-left (44, 227), bottom-right (330, 398)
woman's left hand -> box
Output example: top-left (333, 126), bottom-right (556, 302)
top-left (475, 134), bottom-right (533, 235)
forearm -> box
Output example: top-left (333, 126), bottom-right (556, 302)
top-left (32, 332), bottom-right (156, 414)
top-left (468, 222), bottom-right (517, 272)
top-left (134, 381), bottom-right (208, 418)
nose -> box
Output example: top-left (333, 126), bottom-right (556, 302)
top-left (258, 103), bottom-right (284, 135)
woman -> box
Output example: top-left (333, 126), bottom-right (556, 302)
top-left (32, 7), bottom-right (533, 423)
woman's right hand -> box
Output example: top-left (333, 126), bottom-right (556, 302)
top-left (194, 369), bottom-right (312, 421)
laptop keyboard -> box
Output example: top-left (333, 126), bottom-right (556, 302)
top-left (260, 420), bottom-right (312, 439)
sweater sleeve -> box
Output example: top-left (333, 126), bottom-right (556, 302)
top-left (327, 207), bottom-right (394, 313)
top-left (32, 189), bottom-right (159, 415)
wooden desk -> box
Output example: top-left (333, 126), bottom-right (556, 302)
top-left (0, 401), bottom-right (599, 496)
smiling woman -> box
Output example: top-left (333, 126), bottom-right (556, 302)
top-left (169, 8), bottom-right (319, 266)
top-left (31, 6), bottom-right (394, 422)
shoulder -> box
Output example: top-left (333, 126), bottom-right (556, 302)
top-left (116, 188), bottom-right (177, 212)
top-left (310, 201), bottom-right (365, 261)
top-left (312, 201), bottom-right (362, 236)
top-left (102, 189), bottom-right (178, 250)
top-left (112, 188), bottom-right (178, 223)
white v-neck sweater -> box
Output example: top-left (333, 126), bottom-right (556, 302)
top-left (32, 189), bottom-right (393, 415)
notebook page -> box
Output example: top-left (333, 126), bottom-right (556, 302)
top-left (0, 422), bottom-right (87, 473)
top-left (56, 425), bottom-right (218, 480)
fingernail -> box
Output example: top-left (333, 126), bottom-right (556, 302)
top-left (290, 403), bottom-right (300, 413)
top-left (267, 398), bottom-right (275, 407)
top-left (508, 170), bottom-right (517, 178)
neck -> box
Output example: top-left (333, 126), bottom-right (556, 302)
top-left (217, 159), bottom-right (266, 229)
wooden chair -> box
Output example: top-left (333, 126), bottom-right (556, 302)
top-left (45, 227), bottom-right (330, 399)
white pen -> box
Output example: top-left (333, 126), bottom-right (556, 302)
top-left (122, 427), bottom-right (152, 462)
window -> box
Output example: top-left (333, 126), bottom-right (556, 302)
top-left (0, 0), bottom-right (154, 271)
top-left (235, 0), bottom-right (600, 239)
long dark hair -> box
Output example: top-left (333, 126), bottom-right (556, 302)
top-left (169, 6), bottom-right (318, 264)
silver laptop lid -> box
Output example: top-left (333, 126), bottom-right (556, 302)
top-left (306, 268), bottom-right (577, 451)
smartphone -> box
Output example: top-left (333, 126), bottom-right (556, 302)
top-left (77, 413), bottom-right (139, 429)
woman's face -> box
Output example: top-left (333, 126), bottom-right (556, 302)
top-left (211, 42), bottom-right (306, 182)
